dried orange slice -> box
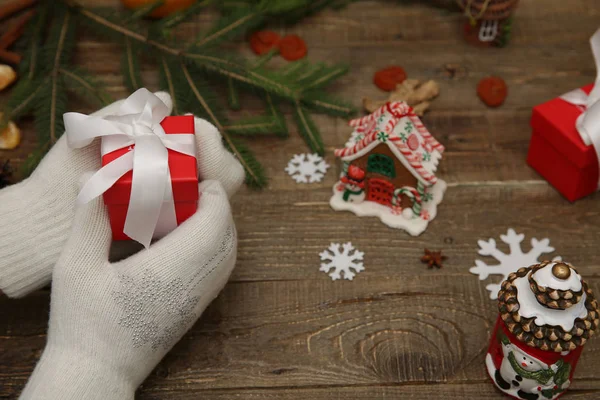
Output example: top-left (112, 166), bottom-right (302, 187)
top-left (0, 121), bottom-right (21, 150)
top-left (0, 65), bottom-right (17, 92)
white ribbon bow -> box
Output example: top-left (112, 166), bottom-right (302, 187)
top-left (560, 28), bottom-right (600, 187)
top-left (64, 88), bottom-right (196, 248)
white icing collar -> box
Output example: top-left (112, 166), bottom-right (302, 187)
top-left (515, 273), bottom-right (587, 331)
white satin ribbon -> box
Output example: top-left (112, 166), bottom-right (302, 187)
top-left (64, 88), bottom-right (196, 248)
top-left (560, 28), bottom-right (600, 188)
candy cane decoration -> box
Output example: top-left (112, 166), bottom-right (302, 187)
top-left (392, 185), bottom-right (422, 216)
top-left (335, 130), bottom-right (379, 158)
top-left (408, 114), bottom-right (444, 153)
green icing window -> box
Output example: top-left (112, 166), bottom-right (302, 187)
top-left (367, 153), bottom-right (396, 178)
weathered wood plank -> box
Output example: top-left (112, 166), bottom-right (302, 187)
top-left (137, 381), bottom-right (600, 400)
top-left (2, 274), bottom-right (600, 397)
top-left (2, 0), bottom-right (600, 177)
top-left (2, 1), bottom-right (600, 399)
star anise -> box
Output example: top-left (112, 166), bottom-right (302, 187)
top-left (421, 249), bottom-right (446, 269)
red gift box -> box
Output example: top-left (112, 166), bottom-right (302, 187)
top-left (103, 115), bottom-right (198, 240)
top-left (528, 84), bottom-right (599, 202)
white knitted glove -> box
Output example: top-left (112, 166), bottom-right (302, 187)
top-left (19, 180), bottom-right (237, 400)
top-left (0, 93), bottom-right (244, 298)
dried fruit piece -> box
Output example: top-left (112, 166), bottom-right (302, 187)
top-left (0, 64), bottom-right (17, 91)
top-left (374, 66), bottom-right (407, 91)
top-left (363, 79), bottom-right (440, 116)
top-left (477, 76), bottom-right (508, 107)
top-left (278, 34), bottom-right (307, 61)
top-left (0, 121), bottom-right (21, 150)
top-left (249, 30), bottom-right (281, 55)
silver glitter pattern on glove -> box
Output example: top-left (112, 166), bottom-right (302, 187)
top-left (112, 225), bottom-right (236, 350)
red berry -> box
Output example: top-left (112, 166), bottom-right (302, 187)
top-left (249, 30), bottom-right (281, 55)
top-left (278, 35), bottom-right (307, 61)
top-left (477, 76), bottom-right (508, 107)
top-left (374, 66), bottom-right (407, 91)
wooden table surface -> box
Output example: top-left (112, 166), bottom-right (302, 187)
top-left (2, 0), bottom-right (600, 399)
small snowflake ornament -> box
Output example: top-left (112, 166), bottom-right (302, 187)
top-left (319, 242), bottom-right (365, 281)
top-left (285, 153), bottom-right (329, 183)
top-left (470, 228), bottom-right (560, 300)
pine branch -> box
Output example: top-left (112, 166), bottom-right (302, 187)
top-left (191, 7), bottom-right (263, 49)
top-left (73, 5), bottom-right (348, 106)
top-left (293, 103), bottom-right (324, 155)
top-left (60, 67), bottom-right (113, 106)
top-left (7, 0), bottom-right (353, 188)
top-left (278, 0), bottom-right (341, 23)
top-left (127, 0), bottom-right (165, 20)
top-left (224, 116), bottom-right (285, 136)
top-left (43, 6), bottom-right (75, 73)
top-left (34, 77), bottom-right (68, 145)
top-left (122, 37), bottom-right (143, 92)
top-left (159, 56), bottom-right (184, 115)
top-left (222, 135), bottom-right (266, 189)
top-left (72, 5), bottom-right (172, 54)
top-left (250, 48), bottom-right (277, 70)
top-left (156, 0), bottom-right (213, 30)
top-left (43, 6), bottom-right (74, 144)
top-left (227, 77), bottom-right (241, 110)
top-left (265, 93), bottom-right (288, 138)
top-left (21, 2), bottom-right (49, 81)
top-left (301, 90), bottom-right (355, 117)
top-left (0, 76), bottom-right (46, 129)
top-left (181, 62), bottom-right (266, 187)
top-left (297, 63), bottom-right (349, 92)
top-left (281, 59), bottom-right (310, 77)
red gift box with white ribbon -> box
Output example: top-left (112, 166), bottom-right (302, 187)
top-left (65, 89), bottom-right (198, 248)
top-left (528, 29), bottom-right (600, 202)
top-left (103, 115), bottom-right (198, 242)
top-left (528, 84), bottom-right (598, 202)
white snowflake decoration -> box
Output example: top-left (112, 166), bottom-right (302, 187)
top-left (285, 153), bottom-right (329, 183)
top-left (470, 228), bottom-right (560, 300)
top-left (319, 242), bottom-right (365, 281)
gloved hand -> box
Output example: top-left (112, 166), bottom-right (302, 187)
top-left (0, 92), bottom-right (244, 298)
top-left (19, 180), bottom-right (236, 400)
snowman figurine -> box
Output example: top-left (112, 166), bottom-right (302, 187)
top-left (340, 165), bottom-right (366, 203)
top-left (495, 337), bottom-right (568, 400)
top-left (486, 261), bottom-right (598, 400)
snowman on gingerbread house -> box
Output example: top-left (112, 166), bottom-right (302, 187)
top-left (330, 102), bottom-right (447, 236)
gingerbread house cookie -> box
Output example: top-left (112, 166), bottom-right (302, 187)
top-left (330, 102), bottom-right (446, 235)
